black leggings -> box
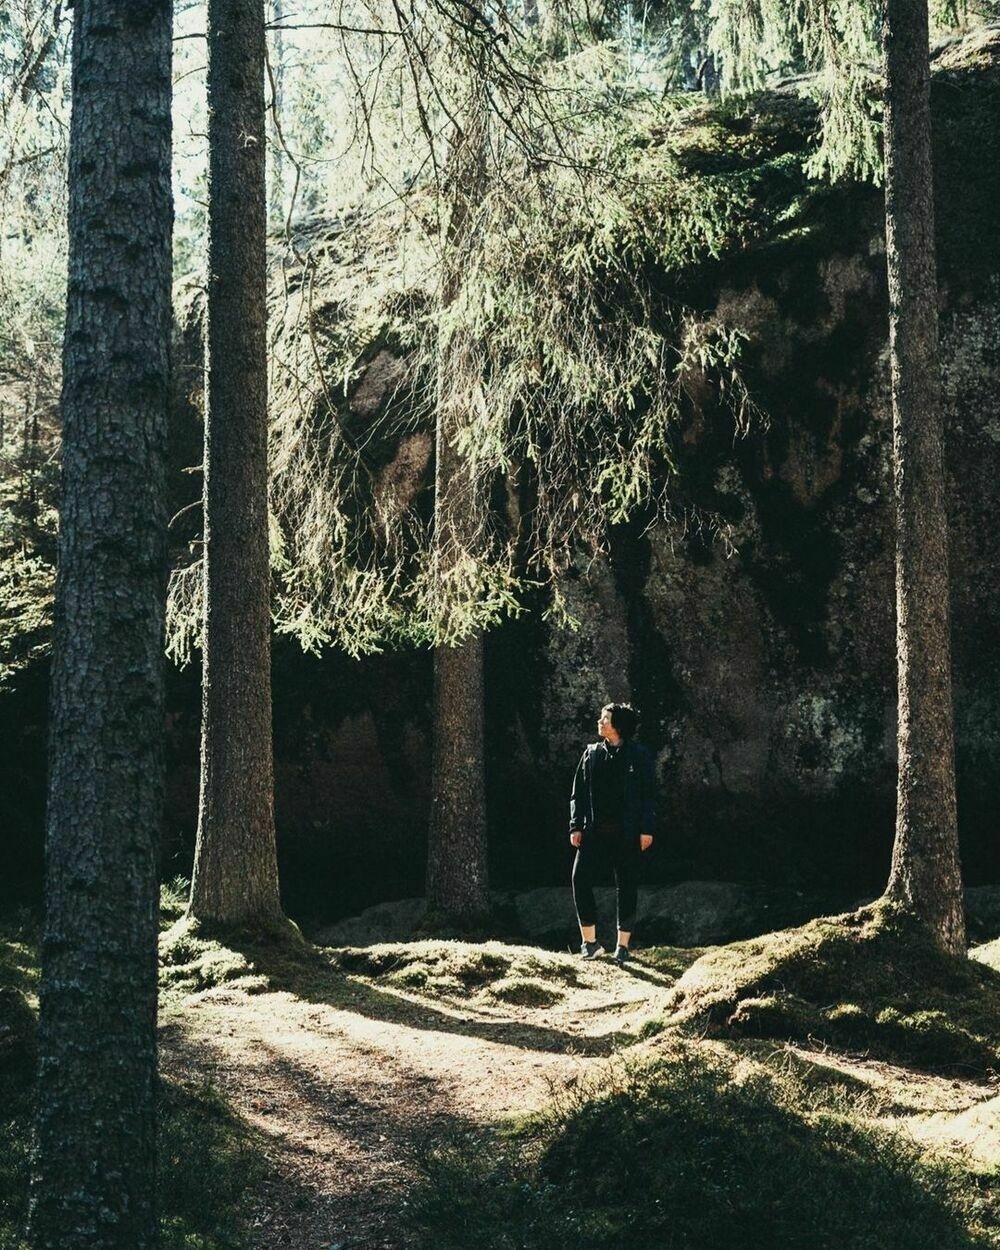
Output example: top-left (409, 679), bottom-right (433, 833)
top-left (572, 829), bottom-right (641, 934)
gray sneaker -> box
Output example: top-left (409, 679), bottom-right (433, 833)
top-left (613, 945), bottom-right (630, 966)
top-left (581, 940), bottom-right (605, 960)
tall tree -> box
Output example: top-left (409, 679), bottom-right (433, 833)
top-left (28, 1), bottom-right (173, 1245)
top-left (706, 0), bottom-right (966, 953)
top-left (187, 0), bottom-right (288, 935)
top-left (426, 110), bottom-right (491, 927)
top-left (880, 0), bottom-right (965, 954)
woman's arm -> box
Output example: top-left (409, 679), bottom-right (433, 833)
top-left (569, 748), bottom-right (589, 841)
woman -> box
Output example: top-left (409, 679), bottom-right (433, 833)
top-left (568, 702), bottom-right (655, 964)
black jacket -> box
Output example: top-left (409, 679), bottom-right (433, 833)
top-left (569, 739), bottom-right (656, 840)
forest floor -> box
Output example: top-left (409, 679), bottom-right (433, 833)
top-left (2, 905), bottom-right (997, 1249)
top-left (157, 937), bottom-right (676, 1250)
top-left (154, 924), bottom-right (1000, 1250)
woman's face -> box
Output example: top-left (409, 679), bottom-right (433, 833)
top-left (597, 708), bottom-right (619, 742)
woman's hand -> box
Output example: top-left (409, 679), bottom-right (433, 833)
top-left (569, 830), bottom-right (583, 848)
top-left (640, 835), bottom-right (653, 852)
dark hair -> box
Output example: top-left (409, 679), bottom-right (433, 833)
top-left (603, 702), bottom-right (638, 740)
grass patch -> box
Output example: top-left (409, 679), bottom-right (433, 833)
top-left (407, 1044), bottom-right (998, 1249)
top-left (159, 919), bottom-right (269, 1000)
top-left (667, 902), bottom-right (1000, 1074)
top-left (160, 877), bottom-right (190, 930)
top-left (333, 939), bottom-right (583, 1005)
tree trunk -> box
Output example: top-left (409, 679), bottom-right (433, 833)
top-left (28, 2), bottom-right (172, 1246)
top-left (188, 0), bottom-right (287, 934)
top-left (426, 119), bottom-right (490, 927)
top-left (427, 470), bottom-right (489, 924)
top-left (880, 0), bottom-right (965, 956)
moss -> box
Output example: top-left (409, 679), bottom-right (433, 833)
top-left (490, 979), bottom-right (563, 1008)
top-left (970, 938), bottom-right (1000, 973)
top-left (158, 1078), bottom-right (270, 1250)
top-left (159, 921), bottom-right (265, 999)
top-left (639, 945), bottom-right (708, 983)
top-left (668, 902), bottom-right (1000, 1074)
top-left (332, 939), bottom-right (590, 1008)
top-left (406, 1044), bottom-right (996, 1249)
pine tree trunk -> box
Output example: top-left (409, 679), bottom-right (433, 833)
top-left (880, 0), bottom-right (965, 956)
top-left (188, 0), bottom-right (287, 934)
top-left (426, 119), bottom-right (490, 926)
top-left (427, 490), bottom-right (489, 925)
top-left (28, 3), bottom-right (173, 1246)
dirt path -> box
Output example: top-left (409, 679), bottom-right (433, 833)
top-left (159, 942), bottom-right (675, 1250)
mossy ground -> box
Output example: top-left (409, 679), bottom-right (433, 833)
top-left (3, 893), bottom-right (998, 1249)
top-left (406, 1039), bottom-right (998, 1250)
top-left (666, 901), bottom-right (1000, 1075)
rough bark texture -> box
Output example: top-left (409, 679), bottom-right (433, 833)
top-left (426, 120), bottom-right (491, 925)
top-left (188, 0), bottom-right (286, 932)
top-left (881, 0), bottom-right (965, 955)
top-left (428, 633), bottom-right (489, 923)
top-left (28, 2), bottom-right (173, 1246)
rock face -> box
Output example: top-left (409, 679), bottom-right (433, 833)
top-left (161, 28), bottom-right (1000, 916)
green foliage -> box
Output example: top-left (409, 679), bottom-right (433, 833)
top-left (708, 0), bottom-right (883, 183)
top-left (407, 1044), bottom-right (996, 1248)
top-left (251, 50), bottom-right (815, 655)
top-left (0, 5), bottom-right (68, 686)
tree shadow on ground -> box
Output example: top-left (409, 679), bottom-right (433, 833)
top-left (405, 1048), bottom-right (993, 1250)
top-left (160, 1021), bottom-right (475, 1250)
top-left (215, 939), bottom-right (632, 1058)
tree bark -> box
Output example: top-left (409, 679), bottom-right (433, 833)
top-left (880, 0), bottom-right (965, 955)
top-left (188, 0), bottom-right (287, 934)
top-left (426, 119), bottom-right (490, 927)
top-left (28, 2), bottom-right (172, 1246)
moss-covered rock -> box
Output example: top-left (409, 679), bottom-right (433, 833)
top-left (667, 903), bottom-right (1000, 1074)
